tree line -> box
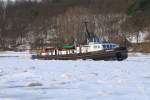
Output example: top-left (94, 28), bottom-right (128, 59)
top-left (0, 0), bottom-right (150, 51)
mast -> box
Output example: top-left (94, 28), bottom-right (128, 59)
top-left (83, 21), bottom-right (91, 39)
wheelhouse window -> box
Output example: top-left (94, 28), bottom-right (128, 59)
top-left (103, 44), bottom-right (117, 49)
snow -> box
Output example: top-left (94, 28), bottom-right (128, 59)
top-left (127, 31), bottom-right (149, 43)
top-left (0, 52), bottom-right (150, 100)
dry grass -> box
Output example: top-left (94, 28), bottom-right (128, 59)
top-left (131, 42), bottom-right (150, 53)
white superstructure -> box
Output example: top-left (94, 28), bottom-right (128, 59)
top-left (76, 38), bottom-right (119, 53)
top-left (40, 37), bottom-right (119, 56)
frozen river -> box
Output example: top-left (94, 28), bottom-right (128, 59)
top-left (0, 52), bottom-right (150, 100)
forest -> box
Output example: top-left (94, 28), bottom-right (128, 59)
top-left (0, 0), bottom-right (150, 52)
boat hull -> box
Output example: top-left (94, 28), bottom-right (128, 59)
top-left (32, 47), bottom-right (128, 61)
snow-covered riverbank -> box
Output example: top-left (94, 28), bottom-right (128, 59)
top-left (0, 52), bottom-right (150, 100)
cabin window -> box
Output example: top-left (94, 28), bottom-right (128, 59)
top-left (110, 45), bottom-right (112, 49)
top-left (94, 39), bottom-right (96, 42)
top-left (112, 45), bottom-right (115, 48)
top-left (103, 45), bottom-right (106, 49)
top-left (106, 45), bottom-right (109, 49)
top-left (112, 45), bottom-right (117, 48)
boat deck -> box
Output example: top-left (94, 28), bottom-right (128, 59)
top-left (32, 47), bottom-right (128, 61)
